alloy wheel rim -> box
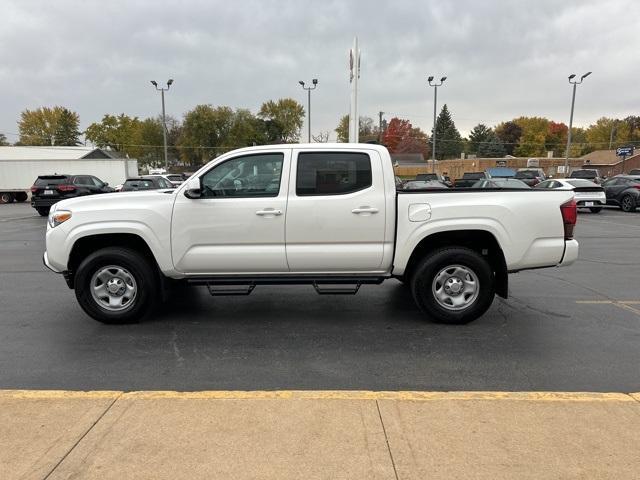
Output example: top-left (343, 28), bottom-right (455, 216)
top-left (90, 265), bottom-right (137, 312)
top-left (431, 264), bottom-right (479, 311)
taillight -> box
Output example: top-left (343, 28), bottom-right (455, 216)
top-left (30, 185), bottom-right (38, 193)
top-left (57, 184), bottom-right (76, 192)
top-left (560, 199), bottom-right (577, 240)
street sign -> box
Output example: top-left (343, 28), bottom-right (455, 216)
top-left (616, 146), bottom-right (634, 157)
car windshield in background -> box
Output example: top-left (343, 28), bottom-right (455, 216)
top-left (167, 174), bottom-right (184, 182)
top-left (463, 173), bottom-right (485, 179)
top-left (570, 170), bottom-right (597, 178)
top-left (515, 170), bottom-right (539, 179)
top-left (567, 179), bottom-right (598, 188)
top-left (35, 176), bottom-right (68, 185)
top-left (123, 179), bottom-right (155, 190)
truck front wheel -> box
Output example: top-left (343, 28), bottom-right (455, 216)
top-left (410, 247), bottom-right (495, 324)
top-left (74, 247), bottom-right (158, 324)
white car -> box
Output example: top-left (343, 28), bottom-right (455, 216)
top-left (536, 178), bottom-right (606, 213)
top-left (43, 144), bottom-right (578, 325)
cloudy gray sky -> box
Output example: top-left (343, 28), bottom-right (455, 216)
top-left (1, 0), bottom-right (638, 143)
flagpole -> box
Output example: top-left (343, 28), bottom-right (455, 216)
top-left (349, 37), bottom-right (360, 143)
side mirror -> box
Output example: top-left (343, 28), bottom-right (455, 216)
top-left (184, 188), bottom-right (202, 199)
top-left (104, 182), bottom-right (109, 186)
top-left (183, 177), bottom-right (202, 199)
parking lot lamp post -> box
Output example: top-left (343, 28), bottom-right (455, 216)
top-left (564, 72), bottom-right (591, 175)
top-left (299, 79), bottom-right (318, 142)
top-left (150, 79), bottom-right (173, 170)
top-left (428, 76), bottom-right (446, 173)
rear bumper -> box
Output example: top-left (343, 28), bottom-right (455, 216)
top-left (31, 197), bottom-right (61, 208)
top-left (559, 239), bottom-right (579, 266)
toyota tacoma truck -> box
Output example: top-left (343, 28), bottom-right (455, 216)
top-left (43, 144), bottom-right (579, 325)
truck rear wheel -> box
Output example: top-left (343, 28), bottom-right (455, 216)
top-left (0, 192), bottom-right (14, 204)
top-left (15, 192), bottom-right (28, 202)
top-left (74, 247), bottom-right (158, 324)
top-left (410, 247), bottom-right (495, 324)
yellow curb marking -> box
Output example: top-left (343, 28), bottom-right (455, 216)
top-left (0, 390), bottom-right (122, 399)
top-left (576, 300), bottom-right (640, 316)
top-left (629, 393), bottom-right (640, 403)
top-left (0, 390), bottom-right (634, 402)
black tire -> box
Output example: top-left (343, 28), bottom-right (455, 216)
top-left (589, 207), bottom-right (602, 213)
top-left (410, 247), bottom-right (495, 324)
top-left (0, 192), bottom-right (14, 204)
top-left (36, 207), bottom-right (50, 216)
top-left (620, 195), bottom-right (636, 212)
top-left (15, 192), bottom-right (28, 202)
top-left (74, 247), bottom-right (158, 324)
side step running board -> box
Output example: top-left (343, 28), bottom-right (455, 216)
top-left (206, 283), bottom-right (256, 296)
top-left (188, 275), bottom-right (387, 297)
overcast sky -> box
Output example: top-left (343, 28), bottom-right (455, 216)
top-left (1, 0), bottom-right (638, 143)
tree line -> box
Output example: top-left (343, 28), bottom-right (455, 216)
top-left (3, 102), bottom-right (639, 168)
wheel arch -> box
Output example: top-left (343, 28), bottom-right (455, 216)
top-left (400, 229), bottom-right (508, 298)
top-left (67, 233), bottom-right (159, 288)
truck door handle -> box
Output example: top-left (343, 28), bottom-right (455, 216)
top-left (351, 207), bottom-right (379, 214)
top-left (255, 209), bottom-right (282, 216)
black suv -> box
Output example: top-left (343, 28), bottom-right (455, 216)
top-left (31, 174), bottom-right (114, 216)
top-left (602, 175), bottom-right (640, 212)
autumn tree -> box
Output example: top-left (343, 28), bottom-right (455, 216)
top-left (432, 105), bottom-right (462, 160)
top-left (467, 124), bottom-right (492, 154)
top-left (85, 113), bottom-right (142, 157)
top-left (18, 106), bottom-right (81, 146)
top-left (585, 117), bottom-right (631, 151)
top-left (494, 121), bottom-right (522, 156)
top-left (334, 115), bottom-right (379, 143)
top-left (0, 133), bottom-right (9, 146)
top-left (257, 98), bottom-right (304, 143)
top-left (512, 117), bottom-right (549, 157)
top-left (177, 105), bottom-right (235, 165)
top-left (382, 117), bottom-right (412, 153)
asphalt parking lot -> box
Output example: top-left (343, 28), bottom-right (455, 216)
top-left (0, 202), bottom-right (639, 392)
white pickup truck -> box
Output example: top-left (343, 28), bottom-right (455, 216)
top-left (43, 144), bottom-right (579, 325)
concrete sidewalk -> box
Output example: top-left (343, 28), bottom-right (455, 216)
top-left (2, 391), bottom-right (639, 480)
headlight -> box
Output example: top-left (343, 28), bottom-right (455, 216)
top-left (48, 210), bottom-right (72, 228)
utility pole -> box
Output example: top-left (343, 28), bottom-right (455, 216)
top-left (348, 37), bottom-right (361, 143)
top-left (564, 72), bottom-right (591, 175)
top-left (428, 76), bottom-right (447, 173)
top-left (378, 111), bottom-right (384, 143)
top-left (150, 79), bottom-right (173, 170)
top-left (299, 79), bottom-right (318, 142)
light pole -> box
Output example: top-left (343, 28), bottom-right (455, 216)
top-left (564, 72), bottom-right (591, 175)
top-left (299, 79), bottom-right (318, 142)
top-left (428, 76), bottom-right (446, 173)
top-left (150, 79), bottom-right (173, 170)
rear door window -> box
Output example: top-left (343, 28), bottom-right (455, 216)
top-left (296, 152), bottom-right (372, 196)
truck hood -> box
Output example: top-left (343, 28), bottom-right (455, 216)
top-left (53, 190), bottom-right (177, 212)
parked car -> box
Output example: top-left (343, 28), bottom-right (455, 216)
top-left (472, 178), bottom-right (530, 189)
top-left (515, 169), bottom-right (546, 187)
top-left (402, 180), bottom-right (449, 190)
top-left (120, 176), bottom-right (175, 192)
top-left (43, 144), bottom-right (578, 326)
top-left (535, 179), bottom-right (605, 213)
top-left (415, 173), bottom-right (452, 187)
top-left (601, 175), bottom-right (640, 212)
top-left (453, 172), bottom-right (489, 188)
top-left (395, 176), bottom-right (405, 189)
top-left (144, 174), bottom-right (185, 187)
top-left (166, 174), bottom-right (187, 186)
top-left (30, 174), bottom-right (113, 216)
top-left (569, 169), bottom-right (602, 184)
top-left (486, 167), bottom-right (516, 178)
top-left (628, 169), bottom-right (640, 175)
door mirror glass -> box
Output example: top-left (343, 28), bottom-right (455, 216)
top-left (184, 188), bottom-right (202, 199)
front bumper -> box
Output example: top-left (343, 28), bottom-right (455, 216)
top-left (43, 251), bottom-right (62, 273)
top-left (559, 239), bottom-right (579, 266)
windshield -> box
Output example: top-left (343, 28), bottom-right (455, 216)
top-left (566, 179), bottom-right (597, 188)
top-left (463, 173), bottom-right (484, 179)
top-left (35, 176), bottom-right (68, 185)
top-left (515, 171), bottom-right (539, 179)
top-left (570, 170), bottom-right (597, 178)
